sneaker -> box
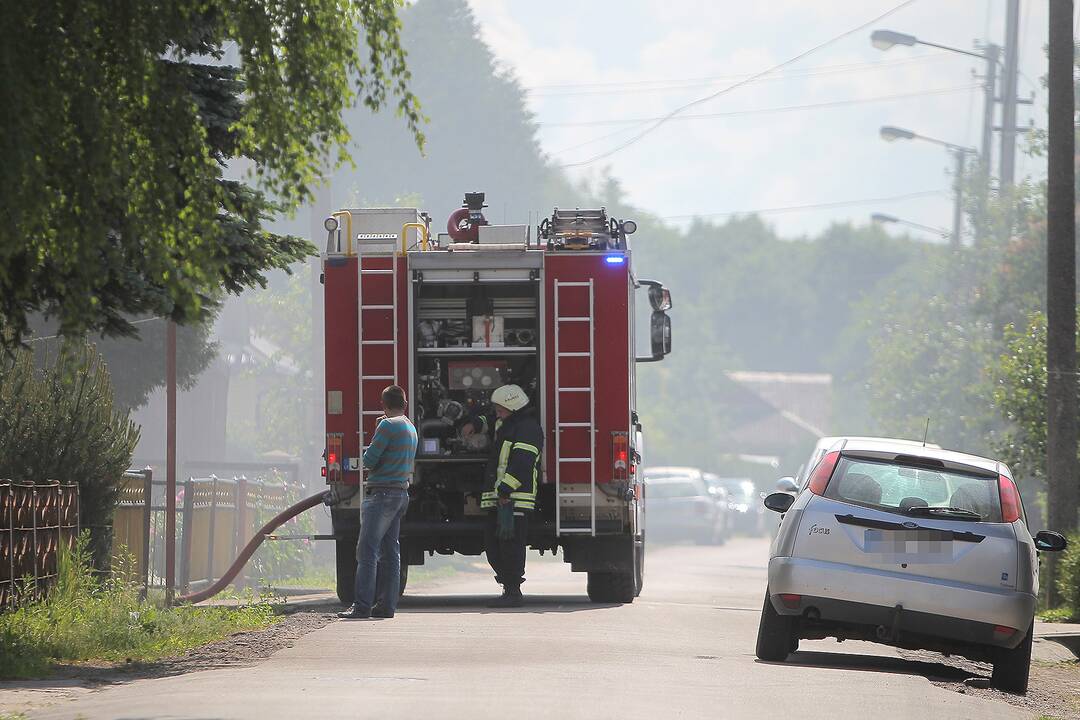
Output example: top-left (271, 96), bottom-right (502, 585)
top-left (337, 604), bottom-right (372, 619)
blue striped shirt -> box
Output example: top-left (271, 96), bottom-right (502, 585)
top-left (363, 415), bottom-right (418, 486)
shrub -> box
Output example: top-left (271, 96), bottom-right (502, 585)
top-left (1054, 532), bottom-right (1080, 616)
top-left (0, 535), bottom-right (275, 679)
top-left (0, 339), bottom-right (140, 569)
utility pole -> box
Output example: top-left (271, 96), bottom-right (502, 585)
top-left (165, 319), bottom-right (177, 605)
top-left (951, 149), bottom-right (966, 250)
top-left (977, 43), bottom-right (1000, 245)
top-left (1000, 0), bottom-right (1021, 191)
top-left (1045, 0), bottom-right (1077, 607)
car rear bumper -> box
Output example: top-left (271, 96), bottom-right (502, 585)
top-left (768, 556), bottom-right (1034, 649)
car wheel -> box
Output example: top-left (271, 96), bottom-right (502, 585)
top-left (991, 621), bottom-right (1033, 694)
top-left (755, 590), bottom-right (795, 662)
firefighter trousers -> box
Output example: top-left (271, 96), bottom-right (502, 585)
top-left (484, 509), bottom-right (529, 589)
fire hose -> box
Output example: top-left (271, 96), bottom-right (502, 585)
top-left (178, 490), bottom-right (335, 605)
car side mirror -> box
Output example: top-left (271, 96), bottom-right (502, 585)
top-left (763, 492), bottom-right (795, 514)
top-left (1035, 530), bottom-right (1068, 553)
top-left (775, 476), bottom-right (798, 494)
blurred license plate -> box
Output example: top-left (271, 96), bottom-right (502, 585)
top-left (864, 529), bottom-right (954, 563)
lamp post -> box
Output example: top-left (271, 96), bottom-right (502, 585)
top-left (879, 126), bottom-right (976, 250)
top-left (871, 213), bottom-right (949, 241)
top-left (872, 29), bottom-right (999, 244)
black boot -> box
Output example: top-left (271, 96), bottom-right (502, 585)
top-left (487, 586), bottom-right (524, 608)
top-left (337, 604), bottom-right (372, 619)
top-left (371, 604), bottom-right (394, 619)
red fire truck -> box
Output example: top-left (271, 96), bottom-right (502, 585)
top-left (321, 193), bottom-right (672, 604)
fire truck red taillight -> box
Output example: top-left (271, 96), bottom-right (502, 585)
top-left (326, 434), bottom-right (343, 483)
top-left (612, 432), bottom-right (629, 481)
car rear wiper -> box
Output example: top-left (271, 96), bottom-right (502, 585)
top-left (905, 506), bottom-right (982, 520)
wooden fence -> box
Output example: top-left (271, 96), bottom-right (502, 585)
top-left (0, 481), bottom-right (80, 607)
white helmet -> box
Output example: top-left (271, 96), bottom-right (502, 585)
top-left (491, 384), bottom-right (529, 412)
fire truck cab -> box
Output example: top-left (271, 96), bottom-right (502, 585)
top-left (322, 193), bottom-right (672, 604)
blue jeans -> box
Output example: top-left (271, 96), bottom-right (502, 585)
top-left (353, 486), bottom-right (409, 613)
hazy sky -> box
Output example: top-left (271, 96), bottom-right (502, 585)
top-left (467, 0), bottom-right (1054, 240)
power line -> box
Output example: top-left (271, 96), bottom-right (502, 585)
top-left (559, 0), bottom-right (920, 169)
top-left (541, 84), bottom-right (977, 129)
top-left (526, 53), bottom-right (951, 97)
top-left (660, 189), bottom-right (947, 221)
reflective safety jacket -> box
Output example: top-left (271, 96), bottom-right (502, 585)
top-left (480, 408), bottom-right (543, 511)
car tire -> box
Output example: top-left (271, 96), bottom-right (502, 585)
top-left (755, 590), bottom-right (795, 662)
top-left (991, 621), bottom-right (1033, 694)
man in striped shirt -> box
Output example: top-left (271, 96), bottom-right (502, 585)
top-left (338, 385), bottom-right (417, 620)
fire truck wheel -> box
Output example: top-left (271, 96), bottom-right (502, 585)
top-left (398, 562), bottom-right (409, 597)
top-left (335, 532), bottom-right (359, 605)
top-left (587, 571), bottom-right (636, 604)
top-left (634, 540), bottom-right (644, 597)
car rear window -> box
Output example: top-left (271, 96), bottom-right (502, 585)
top-left (647, 481), bottom-right (701, 498)
top-left (824, 456), bottom-right (1002, 522)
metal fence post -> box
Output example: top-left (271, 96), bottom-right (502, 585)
top-left (207, 475), bottom-right (219, 582)
top-left (180, 477), bottom-right (194, 593)
top-left (141, 467), bottom-right (152, 600)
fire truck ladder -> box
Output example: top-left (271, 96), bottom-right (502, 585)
top-left (554, 279), bottom-right (596, 537)
top-left (358, 251), bottom-right (399, 462)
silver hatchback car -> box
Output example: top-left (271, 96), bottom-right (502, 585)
top-left (757, 438), bottom-right (1067, 694)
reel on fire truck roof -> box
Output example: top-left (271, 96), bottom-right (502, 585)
top-left (539, 207), bottom-right (637, 251)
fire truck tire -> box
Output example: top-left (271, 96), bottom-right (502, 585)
top-left (587, 571), bottom-right (636, 604)
top-left (335, 531), bottom-right (358, 605)
top-left (634, 540), bottom-right (644, 597)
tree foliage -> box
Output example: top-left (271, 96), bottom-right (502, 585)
top-left (0, 340), bottom-right (140, 568)
top-left (0, 0), bottom-right (422, 346)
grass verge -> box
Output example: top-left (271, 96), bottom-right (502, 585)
top-left (0, 537), bottom-right (277, 679)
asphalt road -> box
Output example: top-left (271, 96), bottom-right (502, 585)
top-left (22, 537), bottom-right (1026, 720)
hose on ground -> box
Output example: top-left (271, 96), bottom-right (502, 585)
top-left (178, 491), bottom-right (331, 605)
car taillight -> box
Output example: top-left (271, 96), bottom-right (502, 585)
top-left (807, 451), bottom-right (840, 496)
top-left (993, 625), bottom-right (1018, 640)
top-left (998, 474), bottom-right (1022, 523)
top-left (779, 593), bottom-right (802, 609)
top-left (612, 432), bottom-right (629, 481)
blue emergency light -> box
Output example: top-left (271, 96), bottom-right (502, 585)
top-left (605, 256), bottom-right (626, 265)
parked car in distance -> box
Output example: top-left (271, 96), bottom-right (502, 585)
top-left (644, 467), bottom-right (727, 545)
top-left (702, 473), bottom-right (733, 542)
top-left (756, 437), bottom-right (1068, 694)
top-left (718, 477), bottom-right (766, 536)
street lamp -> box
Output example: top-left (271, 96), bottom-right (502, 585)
top-left (873, 29), bottom-right (1000, 244)
top-left (878, 124), bottom-right (976, 250)
top-left (871, 213), bottom-right (950, 241)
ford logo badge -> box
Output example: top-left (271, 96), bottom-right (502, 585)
top-left (901, 521), bottom-right (918, 529)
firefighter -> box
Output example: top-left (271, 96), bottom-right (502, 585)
top-left (462, 384), bottom-right (543, 608)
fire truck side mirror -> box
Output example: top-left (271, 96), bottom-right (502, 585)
top-left (637, 311), bottom-right (671, 363)
top-left (648, 285), bottom-right (672, 312)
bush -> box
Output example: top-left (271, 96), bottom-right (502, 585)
top-left (0, 535), bottom-right (276, 679)
top-left (1054, 532), bottom-right (1080, 616)
top-left (0, 339), bottom-right (140, 569)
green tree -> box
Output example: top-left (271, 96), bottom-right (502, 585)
top-left (0, 340), bottom-right (141, 569)
top-left (1, 0), bottom-right (422, 347)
